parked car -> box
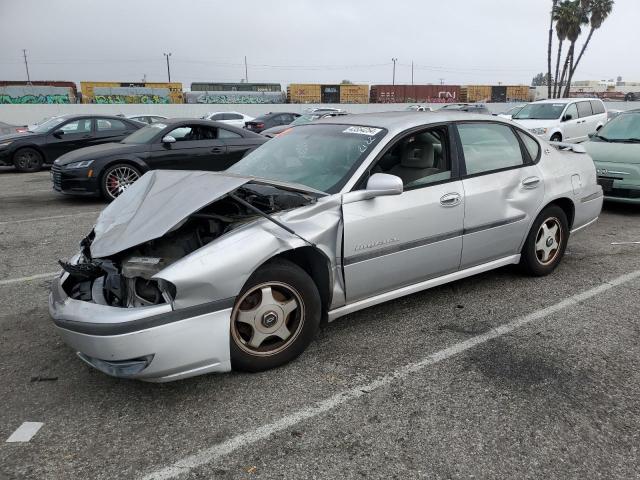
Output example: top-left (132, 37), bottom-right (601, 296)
top-left (438, 103), bottom-right (491, 114)
top-left (497, 104), bottom-right (525, 120)
top-left (406, 105), bottom-right (432, 112)
top-left (0, 115), bottom-right (142, 172)
top-left (51, 118), bottom-right (267, 201)
top-left (49, 112), bottom-right (602, 381)
top-left (512, 98), bottom-right (607, 143)
top-left (260, 112), bottom-right (348, 138)
top-left (245, 112), bottom-right (301, 133)
top-left (583, 109), bottom-right (640, 204)
top-left (0, 121), bottom-right (28, 135)
top-left (304, 107), bottom-right (346, 114)
top-left (201, 111), bottom-right (253, 129)
top-left (123, 114), bottom-right (168, 125)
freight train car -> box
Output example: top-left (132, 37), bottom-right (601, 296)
top-left (339, 84), bottom-right (369, 104)
top-left (80, 82), bottom-right (183, 104)
top-left (370, 85), bottom-right (460, 103)
top-left (185, 90), bottom-right (285, 104)
top-left (287, 84), bottom-right (322, 103)
top-left (191, 82), bottom-right (281, 92)
top-left (288, 84), bottom-right (370, 104)
top-left (0, 81), bottom-right (77, 103)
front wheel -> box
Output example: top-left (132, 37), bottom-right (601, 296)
top-left (13, 148), bottom-right (43, 172)
top-left (520, 205), bottom-right (569, 276)
top-left (100, 163), bottom-right (141, 201)
top-left (550, 133), bottom-right (562, 142)
top-left (230, 259), bottom-right (321, 372)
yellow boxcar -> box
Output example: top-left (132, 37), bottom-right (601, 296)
top-left (506, 85), bottom-right (531, 102)
top-left (339, 84), bottom-right (369, 104)
top-left (463, 85), bottom-right (492, 103)
top-left (287, 84), bottom-right (322, 103)
top-left (80, 82), bottom-right (183, 104)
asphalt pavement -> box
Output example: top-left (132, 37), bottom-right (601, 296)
top-left (1, 169), bottom-right (639, 480)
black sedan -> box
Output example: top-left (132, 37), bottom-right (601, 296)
top-left (0, 115), bottom-right (142, 172)
top-left (52, 118), bottom-right (267, 201)
top-left (244, 112), bottom-right (301, 133)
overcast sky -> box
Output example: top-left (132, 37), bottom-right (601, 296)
top-left (1, 0), bottom-right (638, 88)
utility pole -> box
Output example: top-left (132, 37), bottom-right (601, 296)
top-left (411, 61), bottom-right (414, 85)
top-left (22, 49), bottom-right (31, 85)
top-left (244, 56), bottom-right (248, 83)
top-left (163, 52), bottom-right (172, 83)
top-left (439, 78), bottom-right (444, 85)
top-left (392, 58), bottom-right (397, 85)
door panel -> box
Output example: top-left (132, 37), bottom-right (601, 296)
top-left (44, 118), bottom-right (95, 160)
top-left (343, 181), bottom-right (465, 302)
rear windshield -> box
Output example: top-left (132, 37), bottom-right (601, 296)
top-left (228, 124), bottom-right (387, 193)
top-left (513, 103), bottom-right (566, 120)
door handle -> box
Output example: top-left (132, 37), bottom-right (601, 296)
top-left (82, 135), bottom-right (92, 138)
top-left (440, 192), bottom-right (461, 207)
top-left (522, 176), bottom-right (541, 188)
top-left (211, 147), bottom-right (225, 154)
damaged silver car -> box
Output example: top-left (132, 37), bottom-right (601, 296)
top-left (49, 112), bottom-right (603, 381)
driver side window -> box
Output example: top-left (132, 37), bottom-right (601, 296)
top-left (564, 103), bottom-right (578, 121)
top-left (368, 126), bottom-right (452, 189)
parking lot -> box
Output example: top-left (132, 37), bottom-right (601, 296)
top-left (0, 168), bottom-right (639, 479)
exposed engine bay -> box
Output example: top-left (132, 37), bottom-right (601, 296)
top-left (59, 183), bottom-right (317, 308)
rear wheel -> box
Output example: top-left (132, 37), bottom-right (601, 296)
top-left (13, 148), bottom-right (43, 172)
top-left (520, 205), bottom-right (569, 276)
top-left (230, 259), bottom-right (321, 372)
top-left (100, 163), bottom-right (141, 201)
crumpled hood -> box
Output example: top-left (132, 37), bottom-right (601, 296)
top-left (583, 140), bottom-right (640, 165)
top-left (55, 142), bottom-right (144, 165)
top-left (90, 170), bottom-right (249, 258)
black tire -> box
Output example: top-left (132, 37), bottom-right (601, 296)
top-left (550, 133), bottom-right (562, 142)
top-left (13, 147), bottom-right (43, 172)
top-left (520, 205), bottom-right (569, 276)
top-left (230, 259), bottom-right (321, 372)
top-left (100, 163), bottom-right (141, 202)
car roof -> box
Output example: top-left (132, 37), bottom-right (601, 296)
top-left (535, 98), bottom-right (603, 104)
top-left (317, 111), bottom-right (508, 133)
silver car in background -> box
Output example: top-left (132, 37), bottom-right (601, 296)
top-left (49, 112), bottom-right (603, 381)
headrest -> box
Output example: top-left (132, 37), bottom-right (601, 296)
top-left (401, 142), bottom-right (435, 169)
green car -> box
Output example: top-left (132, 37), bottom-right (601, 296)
top-left (584, 109), bottom-right (640, 204)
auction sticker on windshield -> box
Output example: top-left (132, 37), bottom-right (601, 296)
top-left (343, 126), bottom-right (383, 136)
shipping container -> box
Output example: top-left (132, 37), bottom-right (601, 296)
top-left (505, 85), bottom-right (531, 102)
top-left (321, 85), bottom-right (340, 104)
top-left (370, 85), bottom-right (460, 103)
top-left (287, 84), bottom-right (322, 104)
top-left (185, 90), bottom-right (285, 104)
top-left (339, 84), bottom-right (369, 104)
top-left (191, 82), bottom-right (281, 92)
top-left (80, 82), bottom-right (183, 104)
top-left (461, 85), bottom-right (492, 103)
top-left (0, 81), bottom-right (78, 102)
top-left (491, 86), bottom-right (507, 103)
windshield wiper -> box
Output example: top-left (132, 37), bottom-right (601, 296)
top-left (594, 133), bottom-right (611, 142)
top-left (621, 138), bottom-right (640, 143)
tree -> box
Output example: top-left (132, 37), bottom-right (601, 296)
top-left (547, 0), bottom-right (559, 99)
top-left (340, 79), bottom-right (354, 84)
top-left (552, 1), bottom-right (574, 97)
top-left (564, 0), bottom-right (614, 96)
top-left (532, 72), bottom-right (552, 86)
top-left (557, 1), bottom-right (588, 98)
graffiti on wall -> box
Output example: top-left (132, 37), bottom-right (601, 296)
top-left (90, 87), bottom-right (171, 104)
top-left (185, 91), bottom-right (285, 104)
top-left (0, 86), bottom-right (74, 104)
top-left (93, 94), bottom-right (170, 104)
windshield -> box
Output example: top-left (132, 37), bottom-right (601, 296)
top-left (513, 103), bottom-right (565, 120)
top-left (290, 114), bottom-right (318, 126)
top-left (30, 117), bottom-right (66, 133)
top-left (228, 124), bottom-right (387, 193)
top-left (596, 112), bottom-right (640, 141)
top-left (122, 123), bottom-right (167, 144)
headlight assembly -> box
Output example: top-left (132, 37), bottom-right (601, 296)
top-left (529, 128), bottom-right (548, 136)
top-left (0, 141), bottom-right (12, 149)
top-left (65, 160), bottom-right (94, 169)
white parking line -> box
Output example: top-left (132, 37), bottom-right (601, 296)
top-left (0, 272), bottom-right (58, 286)
top-left (6, 422), bottom-right (44, 443)
top-left (0, 211), bottom-right (101, 226)
top-left (140, 269), bottom-right (640, 480)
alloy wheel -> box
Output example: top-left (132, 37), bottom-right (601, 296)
top-left (535, 217), bottom-right (563, 265)
top-left (231, 282), bottom-right (305, 356)
top-left (105, 166), bottom-right (140, 199)
top-left (15, 151), bottom-right (38, 170)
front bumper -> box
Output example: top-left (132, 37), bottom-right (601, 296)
top-left (49, 271), bottom-right (233, 382)
top-left (0, 147), bottom-right (12, 165)
top-left (595, 162), bottom-right (640, 204)
top-left (51, 164), bottom-right (101, 197)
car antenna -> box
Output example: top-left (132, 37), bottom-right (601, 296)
top-left (228, 193), bottom-right (316, 248)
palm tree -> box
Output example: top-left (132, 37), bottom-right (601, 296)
top-left (547, 0), bottom-right (559, 99)
top-left (557, 0), bottom-right (588, 97)
top-left (552, 1), bottom-right (573, 97)
top-left (564, 0), bottom-right (614, 95)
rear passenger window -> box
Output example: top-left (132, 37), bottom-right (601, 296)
top-left (226, 113), bottom-right (243, 120)
top-left (97, 119), bottom-right (127, 131)
top-left (218, 129), bottom-right (241, 139)
top-left (458, 123), bottom-right (524, 175)
top-left (590, 100), bottom-right (605, 115)
top-left (517, 131), bottom-right (540, 161)
top-left (577, 101), bottom-right (593, 118)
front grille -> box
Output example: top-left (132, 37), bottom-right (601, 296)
top-left (51, 164), bottom-right (62, 190)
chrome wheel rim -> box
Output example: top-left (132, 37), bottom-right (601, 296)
top-left (535, 217), bottom-right (562, 265)
top-left (231, 282), bottom-right (304, 356)
top-left (16, 151), bottom-right (39, 170)
top-left (105, 166), bottom-right (139, 199)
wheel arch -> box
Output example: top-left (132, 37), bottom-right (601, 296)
top-left (544, 197), bottom-right (575, 229)
top-left (12, 144), bottom-right (47, 163)
top-left (98, 158), bottom-right (148, 182)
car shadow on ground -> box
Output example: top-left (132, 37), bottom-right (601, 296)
top-left (602, 201), bottom-right (639, 216)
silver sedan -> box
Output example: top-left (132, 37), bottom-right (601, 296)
top-left (49, 112), bottom-right (603, 381)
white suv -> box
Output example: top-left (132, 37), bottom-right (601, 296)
top-left (512, 98), bottom-right (607, 143)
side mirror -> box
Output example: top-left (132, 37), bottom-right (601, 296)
top-left (562, 114), bottom-right (573, 122)
top-left (343, 173), bottom-right (403, 204)
top-left (53, 129), bottom-right (64, 138)
top-left (162, 135), bottom-right (176, 144)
